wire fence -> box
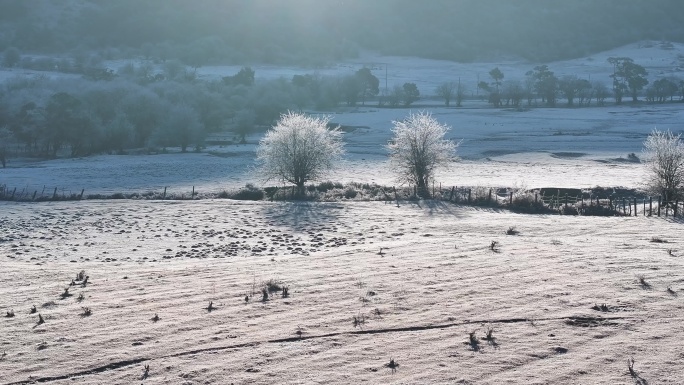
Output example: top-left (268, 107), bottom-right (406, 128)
top-left (1, 183), bottom-right (682, 218)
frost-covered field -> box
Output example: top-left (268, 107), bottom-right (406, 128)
top-left (2, 103), bottom-right (682, 194)
top-left (2, 42), bottom-right (684, 194)
top-left (2, 43), bottom-right (684, 384)
top-left (1, 200), bottom-right (684, 384)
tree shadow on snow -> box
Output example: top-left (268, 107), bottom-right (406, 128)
top-left (405, 199), bottom-right (467, 218)
top-left (257, 201), bottom-right (343, 230)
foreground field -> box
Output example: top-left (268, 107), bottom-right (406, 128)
top-left (1, 200), bottom-right (683, 384)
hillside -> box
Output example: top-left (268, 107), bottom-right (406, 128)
top-left (1, 0), bottom-right (684, 64)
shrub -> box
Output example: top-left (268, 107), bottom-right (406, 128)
top-left (508, 193), bottom-right (553, 214)
top-left (232, 184), bottom-right (265, 201)
top-left (343, 186), bottom-right (358, 199)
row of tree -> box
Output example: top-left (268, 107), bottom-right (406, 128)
top-left (462, 58), bottom-right (684, 108)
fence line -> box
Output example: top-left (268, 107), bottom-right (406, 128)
top-left (0, 183), bottom-right (682, 218)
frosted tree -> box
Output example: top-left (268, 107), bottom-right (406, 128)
top-left (387, 111), bottom-right (459, 196)
top-left (643, 129), bottom-right (684, 200)
top-left (256, 112), bottom-right (344, 192)
top-left (435, 82), bottom-right (455, 107)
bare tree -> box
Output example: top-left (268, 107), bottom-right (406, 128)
top-left (593, 81), bottom-right (609, 106)
top-left (0, 127), bottom-right (10, 168)
top-left (387, 111), bottom-right (459, 196)
top-left (435, 82), bottom-right (455, 107)
top-left (455, 81), bottom-right (466, 107)
top-left (256, 112), bottom-right (344, 192)
top-left (643, 129), bottom-right (684, 200)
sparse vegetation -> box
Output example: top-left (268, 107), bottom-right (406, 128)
top-left (490, 241), bottom-right (500, 252)
top-left (5, 309), bottom-right (14, 318)
top-left (80, 307), bottom-right (92, 317)
top-left (484, 327), bottom-right (494, 341)
top-left (60, 287), bottom-right (71, 299)
top-left (353, 314), bottom-right (366, 328)
top-left (385, 358), bottom-right (399, 373)
top-left (468, 331), bottom-right (480, 351)
top-left (636, 274), bottom-right (651, 289)
top-left (265, 279), bottom-right (282, 293)
top-left (505, 227), bottom-right (519, 235)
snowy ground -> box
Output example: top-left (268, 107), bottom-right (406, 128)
top-left (1, 200), bottom-right (683, 384)
top-left (2, 102), bottom-right (682, 194)
top-left (2, 41), bottom-right (684, 194)
top-left (1, 43), bottom-right (684, 384)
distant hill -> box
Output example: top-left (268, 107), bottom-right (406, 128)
top-left (1, 0), bottom-right (684, 65)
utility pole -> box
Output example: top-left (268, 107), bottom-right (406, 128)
top-left (385, 63), bottom-right (388, 96)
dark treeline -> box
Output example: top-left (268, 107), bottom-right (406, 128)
top-left (1, 53), bottom-right (683, 166)
top-left (469, 59), bottom-right (684, 109)
top-left (1, 0), bottom-right (683, 65)
top-left (0, 64), bottom-right (373, 160)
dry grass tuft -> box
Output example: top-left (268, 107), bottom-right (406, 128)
top-left (490, 241), bottom-right (500, 252)
top-left (636, 274), bottom-right (651, 289)
top-left (385, 358), bottom-right (399, 373)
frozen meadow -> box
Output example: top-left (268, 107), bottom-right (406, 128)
top-left (1, 42), bottom-right (684, 384)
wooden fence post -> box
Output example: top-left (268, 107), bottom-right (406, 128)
top-left (488, 189), bottom-right (492, 204)
top-left (565, 194), bottom-right (568, 209)
top-left (163, 187), bottom-right (167, 200)
top-left (468, 189), bottom-right (471, 203)
top-left (509, 191), bottom-right (513, 205)
top-left (80, 189), bottom-right (85, 200)
top-left (649, 197), bottom-right (652, 216)
top-left (675, 200), bottom-right (679, 217)
top-left (658, 196), bottom-right (661, 217)
top-left (449, 186), bottom-right (455, 201)
top-left (11, 187), bottom-right (16, 200)
top-left (52, 187), bottom-right (57, 200)
top-left (633, 198), bottom-right (637, 216)
top-left (32, 191), bottom-right (37, 201)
